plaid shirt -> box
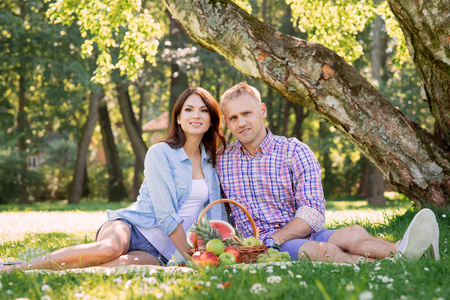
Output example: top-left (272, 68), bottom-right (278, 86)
top-left (217, 130), bottom-right (325, 240)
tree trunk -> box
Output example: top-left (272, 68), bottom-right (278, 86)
top-left (130, 84), bottom-right (146, 201)
top-left (291, 105), bottom-right (308, 141)
top-left (387, 0), bottom-right (450, 146)
top-left (358, 157), bottom-right (370, 199)
top-left (369, 165), bottom-right (386, 206)
top-left (281, 101), bottom-right (293, 137)
top-left (68, 87), bottom-right (102, 204)
top-left (115, 80), bottom-right (148, 166)
top-left (319, 121), bottom-right (333, 198)
top-left (98, 99), bottom-right (128, 202)
top-left (168, 10), bottom-right (190, 125)
top-left (368, 0), bottom-right (386, 206)
top-left (163, 0), bottom-right (450, 207)
top-left (17, 72), bottom-right (29, 204)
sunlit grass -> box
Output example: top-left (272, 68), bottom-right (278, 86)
top-left (1, 198), bottom-right (449, 299)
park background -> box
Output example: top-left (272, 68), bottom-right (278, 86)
top-left (1, 0), bottom-right (441, 208)
top-left (1, 1), bottom-right (449, 299)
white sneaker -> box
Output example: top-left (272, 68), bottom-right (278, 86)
top-left (425, 221), bottom-right (440, 261)
top-left (396, 208), bottom-right (436, 260)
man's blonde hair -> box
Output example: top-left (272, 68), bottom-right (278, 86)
top-left (220, 82), bottom-right (261, 111)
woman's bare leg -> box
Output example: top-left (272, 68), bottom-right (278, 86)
top-left (98, 250), bottom-right (160, 267)
top-left (12, 220), bottom-right (131, 271)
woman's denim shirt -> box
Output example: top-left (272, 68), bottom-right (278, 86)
top-left (107, 142), bottom-right (225, 236)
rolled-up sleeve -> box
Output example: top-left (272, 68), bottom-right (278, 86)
top-left (291, 144), bottom-right (326, 233)
top-left (145, 144), bottom-right (184, 236)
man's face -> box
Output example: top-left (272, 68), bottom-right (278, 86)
top-left (222, 94), bottom-right (267, 151)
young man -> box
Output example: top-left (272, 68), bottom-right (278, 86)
top-left (217, 82), bottom-right (439, 263)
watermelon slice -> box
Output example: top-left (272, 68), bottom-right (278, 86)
top-left (186, 220), bottom-right (236, 248)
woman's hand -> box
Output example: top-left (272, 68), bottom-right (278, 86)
top-left (169, 224), bottom-right (192, 261)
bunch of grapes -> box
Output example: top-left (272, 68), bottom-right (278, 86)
top-left (257, 247), bottom-right (291, 263)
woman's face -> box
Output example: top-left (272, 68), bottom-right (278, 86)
top-left (177, 93), bottom-right (211, 138)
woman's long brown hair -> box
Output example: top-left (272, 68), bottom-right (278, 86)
top-left (162, 87), bottom-right (226, 167)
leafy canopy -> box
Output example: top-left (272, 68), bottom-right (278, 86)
top-left (46, 0), bottom-right (163, 83)
top-left (287, 0), bottom-right (409, 65)
top-left (45, 0), bottom-right (409, 82)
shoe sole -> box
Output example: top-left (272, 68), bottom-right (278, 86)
top-left (397, 209), bottom-right (436, 260)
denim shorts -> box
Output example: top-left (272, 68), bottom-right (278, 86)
top-left (280, 229), bottom-right (336, 261)
top-left (95, 219), bottom-right (169, 266)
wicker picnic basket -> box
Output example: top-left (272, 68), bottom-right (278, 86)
top-left (188, 199), bottom-right (267, 264)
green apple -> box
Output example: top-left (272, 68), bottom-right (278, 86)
top-left (218, 252), bottom-right (236, 265)
top-left (242, 236), bottom-right (260, 246)
top-left (205, 239), bottom-right (225, 256)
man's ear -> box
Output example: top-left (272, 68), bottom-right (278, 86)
top-left (261, 103), bottom-right (267, 118)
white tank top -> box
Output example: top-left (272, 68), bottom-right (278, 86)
top-left (136, 179), bottom-right (209, 260)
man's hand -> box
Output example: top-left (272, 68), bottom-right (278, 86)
top-left (270, 217), bottom-right (312, 245)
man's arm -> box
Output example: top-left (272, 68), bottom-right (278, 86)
top-left (269, 217), bottom-right (311, 245)
top-left (269, 142), bottom-right (326, 245)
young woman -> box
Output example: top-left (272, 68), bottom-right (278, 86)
top-left (3, 87), bottom-right (226, 271)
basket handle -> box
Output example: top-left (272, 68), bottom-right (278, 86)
top-left (192, 199), bottom-right (260, 249)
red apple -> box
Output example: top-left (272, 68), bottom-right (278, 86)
top-left (191, 251), bottom-right (203, 268)
top-left (224, 246), bottom-right (240, 262)
top-left (200, 251), bottom-right (219, 267)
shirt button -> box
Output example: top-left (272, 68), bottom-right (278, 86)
top-left (176, 182), bottom-right (179, 186)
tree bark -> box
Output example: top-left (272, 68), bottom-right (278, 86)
top-left (163, 0), bottom-right (450, 207)
top-left (387, 0), bottom-right (450, 146)
top-left (358, 158), bottom-right (370, 198)
top-left (115, 80), bottom-right (148, 166)
top-left (17, 72), bottom-right (29, 204)
top-left (98, 99), bottom-right (128, 202)
top-left (291, 105), bottom-right (308, 140)
top-left (368, 0), bottom-right (386, 206)
top-left (168, 10), bottom-right (190, 125)
top-left (369, 165), bottom-right (386, 206)
top-left (130, 83), bottom-right (146, 201)
top-left (68, 86), bottom-right (102, 204)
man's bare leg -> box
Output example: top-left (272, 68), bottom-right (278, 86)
top-left (298, 241), bottom-right (375, 264)
top-left (328, 225), bottom-right (398, 259)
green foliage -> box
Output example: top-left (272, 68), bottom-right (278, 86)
top-left (0, 141), bottom-right (40, 204)
top-left (287, 0), bottom-right (376, 62)
top-left (46, 0), bottom-right (164, 83)
top-left (375, 1), bottom-right (410, 67)
top-left (287, 0), bottom-right (410, 64)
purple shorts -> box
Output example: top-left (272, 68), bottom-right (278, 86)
top-left (280, 229), bottom-right (336, 260)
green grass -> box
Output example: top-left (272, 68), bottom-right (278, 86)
top-left (1, 200), bottom-right (449, 300)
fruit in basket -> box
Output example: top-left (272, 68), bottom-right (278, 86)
top-left (218, 252), bottom-right (236, 265)
top-left (187, 219), bottom-right (236, 248)
top-left (200, 251), bottom-right (219, 267)
top-left (257, 253), bottom-right (268, 263)
top-left (242, 236), bottom-right (260, 247)
top-left (205, 239), bottom-right (225, 256)
top-left (191, 251), bottom-right (203, 268)
top-left (257, 248), bottom-right (291, 263)
top-left (224, 246), bottom-right (240, 261)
